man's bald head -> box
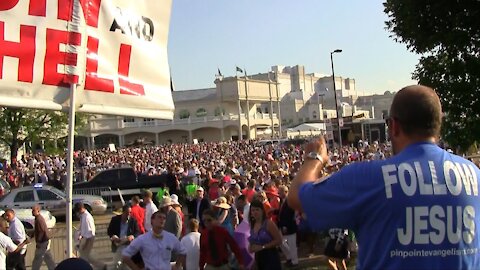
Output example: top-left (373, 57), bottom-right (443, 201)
top-left (390, 85), bottom-right (442, 138)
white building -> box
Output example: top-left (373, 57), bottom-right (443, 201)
top-left (77, 65), bottom-right (392, 149)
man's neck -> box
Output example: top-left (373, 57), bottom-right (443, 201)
top-left (396, 137), bottom-right (436, 154)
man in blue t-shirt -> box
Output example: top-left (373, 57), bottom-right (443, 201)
top-left (288, 85), bottom-right (480, 270)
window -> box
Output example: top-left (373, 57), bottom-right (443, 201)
top-left (123, 117), bottom-right (134, 123)
top-left (179, 110), bottom-right (190, 119)
top-left (14, 191), bottom-right (34, 202)
top-left (214, 107), bottom-right (225, 116)
top-left (143, 118), bottom-right (154, 122)
top-left (312, 110), bottom-right (317, 119)
top-left (196, 108), bottom-right (207, 117)
top-left (93, 170), bottom-right (117, 187)
top-left (37, 190), bottom-right (62, 201)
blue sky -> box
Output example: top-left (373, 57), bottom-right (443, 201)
top-left (168, 0), bottom-right (419, 94)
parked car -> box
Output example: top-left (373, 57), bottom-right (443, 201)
top-left (0, 208), bottom-right (56, 231)
top-left (0, 178), bottom-right (11, 198)
top-left (0, 184), bottom-right (107, 217)
top-left (74, 167), bottom-right (169, 202)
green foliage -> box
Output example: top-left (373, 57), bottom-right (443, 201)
top-left (0, 107), bottom-right (89, 162)
top-left (384, 0), bottom-right (480, 151)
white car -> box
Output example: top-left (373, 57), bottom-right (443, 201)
top-left (0, 208), bottom-right (56, 230)
top-left (0, 184), bottom-right (108, 217)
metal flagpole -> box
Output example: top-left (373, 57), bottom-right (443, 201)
top-left (65, 83), bottom-right (77, 258)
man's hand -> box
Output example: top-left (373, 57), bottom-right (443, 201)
top-left (127, 235), bottom-right (134, 242)
top-left (304, 136), bottom-right (329, 165)
top-left (288, 136), bottom-right (329, 211)
top-left (172, 263), bottom-right (183, 270)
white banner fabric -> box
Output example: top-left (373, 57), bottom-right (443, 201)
top-left (0, 0), bottom-right (174, 119)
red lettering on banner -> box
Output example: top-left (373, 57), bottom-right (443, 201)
top-left (0, 1), bottom-right (149, 96)
top-left (0, 0), bottom-right (19, 11)
top-left (27, 0), bottom-right (101, 28)
top-left (42, 29), bottom-right (80, 87)
top-left (79, 0), bottom-right (102, 28)
top-left (56, 0), bottom-right (74, 22)
top-left (28, 0), bottom-right (47, 16)
top-left (84, 36), bottom-right (114, 93)
top-left (118, 44), bottom-right (144, 96)
top-left (0, 22), bottom-right (36, 82)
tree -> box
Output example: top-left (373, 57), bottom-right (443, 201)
top-left (384, 0), bottom-right (480, 151)
top-left (0, 108), bottom-right (89, 163)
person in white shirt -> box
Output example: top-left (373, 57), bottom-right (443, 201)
top-left (74, 202), bottom-right (106, 270)
top-left (0, 217), bottom-right (29, 270)
top-left (122, 210), bottom-right (186, 270)
top-left (4, 209), bottom-right (27, 270)
top-left (236, 195), bottom-right (250, 224)
top-left (180, 219), bottom-right (201, 270)
top-left (143, 190), bottom-right (158, 232)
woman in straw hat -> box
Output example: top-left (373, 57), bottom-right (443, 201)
top-left (213, 196), bottom-right (234, 236)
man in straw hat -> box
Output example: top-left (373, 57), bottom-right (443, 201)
top-left (159, 196), bottom-right (182, 239)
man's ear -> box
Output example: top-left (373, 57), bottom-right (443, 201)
top-left (390, 118), bottom-right (401, 138)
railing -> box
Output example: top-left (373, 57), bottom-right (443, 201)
top-left (121, 115), bottom-right (245, 128)
top-left (25, 224), bottom-right (112, 267)
top-left (73, 187), bottom-right (113, 210)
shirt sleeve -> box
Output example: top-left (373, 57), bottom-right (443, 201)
top-left (34, 216), bottom-right (48, 242)
top-left (299, 162), bottom-right (365, 230)
top-left (86, 215), bottom-right (95, 237)
top-left (174, 212), bottom-right (182, 238)
top-left (4, 236), bottom-right (18, 252)
top-left (10, 220), bottom-right (26, 243)
top-left (122, 236), bottom-right (142, 258)
top-left (173, 237), bottom-right (186, 255)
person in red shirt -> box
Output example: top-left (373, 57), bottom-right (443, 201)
top-left (265, 187), bottom-right (280, 223)
top-left (130, 196), bottom-right (145, 234)
top-left (208, 179), bottom-right (220, 201)
top-left (199, 209), bottom-right (245, 270)
top-left (242, 180), bottom-right (256, 202)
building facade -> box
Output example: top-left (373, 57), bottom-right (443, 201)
top-left (77, 65), bottom-right (393, 149)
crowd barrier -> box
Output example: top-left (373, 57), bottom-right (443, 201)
top-left (25, 224), bottom-right (112, 268)
top-left (73, 187), bottom-right (113, 210)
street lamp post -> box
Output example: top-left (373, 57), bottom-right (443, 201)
top-left (330, 49), bottom-right (342, 149)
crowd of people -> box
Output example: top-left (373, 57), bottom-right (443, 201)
top-left (0, 85), bottom-right (479, 270)
top-left (0, 133), bottom-right (391, 270)
top-left (94, 137), bottom-right (385, 270)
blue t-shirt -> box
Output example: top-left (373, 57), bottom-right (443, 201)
top-left (300, 142), bottom-right (480, 270)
